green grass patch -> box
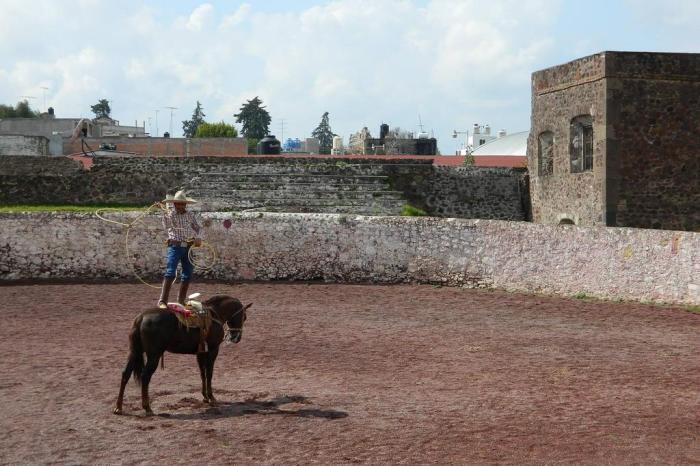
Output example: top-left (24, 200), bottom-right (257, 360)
top-left (0, 204), bottom-right (149, 213)
top-left (400, 204), bottom-right (428, 217)
top-left (685, 305), bottom-right (700, 314)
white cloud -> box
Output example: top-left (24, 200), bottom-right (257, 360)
top-left (185, 3), bottom-right (214, 31)
top-left (1, 0), bottom-right (696, 151)
top-left (220, 3), bottom-right (251, 29)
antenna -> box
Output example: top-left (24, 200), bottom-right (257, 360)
top-left (40, 86), bottom-right (49, 111)
top-left (417, 114), bottom-right (424, 132)
top-left (164, 106), bottom-right (178, 136)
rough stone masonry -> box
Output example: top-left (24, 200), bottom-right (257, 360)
top-left (0, 212), bottom-right (696, 305)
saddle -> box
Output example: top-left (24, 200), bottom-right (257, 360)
top-left (166, 296), bottom-right (212, 353)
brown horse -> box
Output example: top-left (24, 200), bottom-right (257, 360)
top-left (114, 295), bottom-right (252, 415)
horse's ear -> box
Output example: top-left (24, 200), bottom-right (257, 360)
top-left (244, 303), bottom-right (253, 311)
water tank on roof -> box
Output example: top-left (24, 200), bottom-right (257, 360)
top-left (498, 129), bottom-right (507, 138)
top-left (380, 123), bottom-right (389, 140)
top-left (257, 134), bottom-right (281, 155)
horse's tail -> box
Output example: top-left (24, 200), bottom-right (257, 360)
top-left (129, 315), bottom-right (145, 385)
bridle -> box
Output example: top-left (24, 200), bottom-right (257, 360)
top-left (209, 304), bottom-right (246, 334)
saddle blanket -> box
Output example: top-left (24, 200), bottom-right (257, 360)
top-left (166, 302), bottom-right (209, 329)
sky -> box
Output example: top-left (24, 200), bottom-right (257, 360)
top-left (1, 0), bottom-right (698, 154)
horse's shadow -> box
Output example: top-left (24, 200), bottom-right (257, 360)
top-left (153, 394), bottom-right (348, 421)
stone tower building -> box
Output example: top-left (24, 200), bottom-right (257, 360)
top-left (527, 51), bottom-right (699, 231)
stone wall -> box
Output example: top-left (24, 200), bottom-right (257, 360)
top-left (528, 52), bottom-right (607, 226)
top-left (63, 137), bottom-right (247, 157)
top-left (605, 52), bottom-right (700, 231)
top-left (386, 164), bottom-right (528, 219)
top-left (0, 156), bottom-right (183, 205)
top-left (0, 212), bottom-right (696, 305)
top-left (0, 156), bottom-right (529, 220)
top-left (0, 135), bottom-right (49, 156)
top-left (528, 51), bottom-right (700, 231)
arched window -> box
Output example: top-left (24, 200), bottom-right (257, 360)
top-left (537, 131), bottom-right (554, 176)
top-left (570, 115), bottom-right (593, 173)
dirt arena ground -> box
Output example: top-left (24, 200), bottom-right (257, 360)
top-left (0, 282), bottom-right (698, 465)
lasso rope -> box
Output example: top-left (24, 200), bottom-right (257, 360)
top-left (95, 203), bottom-right (218, 288)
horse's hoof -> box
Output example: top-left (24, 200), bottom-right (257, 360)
top-left (202, 397), bottom-right (210, 404)
top-left (208, 397), bottom-right (217, 405)
top-left (113, 407), bottom-right (123, 415)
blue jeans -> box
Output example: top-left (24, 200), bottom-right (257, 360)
top-left (164, 246), bottom-right (193, 281)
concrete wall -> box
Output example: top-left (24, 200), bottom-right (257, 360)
top-left (0, 135), bottom-right (49, 156)
top-left (0, 118), bottom-right (78, 138)
top-left (0, 212), bottom-right (696, 305)
top-left (63, 137), bottom-right (247, 156)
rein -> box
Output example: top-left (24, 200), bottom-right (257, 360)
top-left (208, 305), bottom-right (245, 333)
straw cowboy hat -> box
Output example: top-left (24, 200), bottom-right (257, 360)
top-left (164, 190), bottom-right (197, 204)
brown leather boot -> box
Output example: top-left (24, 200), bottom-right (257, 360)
top-left (177, 281), bottom-right (190, 305)
top-left (158, 277), bottom-right (175, 308)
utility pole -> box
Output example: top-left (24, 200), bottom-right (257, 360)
top-left (40, 86), bottom-right (49, 111)
top-left (164, 106), bottom-right (177, 136)
top-left (154, 110), bottom-right (159, 137)
top-left (278, 118), bottom-right (285, 143)
top-left (453, 129), bottom-right (471, 155)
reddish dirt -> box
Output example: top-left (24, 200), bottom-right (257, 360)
top-left (0, 283), bottom-right (698, 465)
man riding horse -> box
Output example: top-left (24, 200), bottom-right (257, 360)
top-left (157, 190), bottom-right (202, 308)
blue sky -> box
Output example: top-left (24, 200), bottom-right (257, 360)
top-left (1, 0), bottom-right (698, 153)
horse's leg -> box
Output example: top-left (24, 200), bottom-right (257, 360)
top-left (140, 353), bottom-right (161, 414)
top-left (114, 358), bottom-right (135, 415)
top-left (205, 347), bottom-right (219, 403)
top-left (197, 352), bottom-right (210, 402)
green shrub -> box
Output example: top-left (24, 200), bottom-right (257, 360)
top-left (401, 204), bottom-right (428, 216)
top-left (194, 121), bottom-right (238, 138)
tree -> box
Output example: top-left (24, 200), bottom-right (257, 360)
top-left (182, 101), bottom-right (206, 138)
top-left (194, 121), bottom-right (238, 138)
top-left (233, 96), bottom-right (271, 140)
top-left (311, 112), bottom-right (336, 154)
top-left (90, 99), bottom-right (111, 119)
top-left (0, 100), bottom-right (39, 118)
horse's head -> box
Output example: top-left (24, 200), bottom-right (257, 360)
top-left (205, 295), bottom-right (252, 343)
top-left (226, 301), bottom-right (252, 343)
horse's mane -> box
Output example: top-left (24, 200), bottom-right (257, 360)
top-left (204, 294), bottom-right (237, 309)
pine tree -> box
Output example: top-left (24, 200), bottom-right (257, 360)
top-left (182, 101), bottom-right (206, 138)
top-left (90, 99), bottom-right (111, 119)
top-left (311, 112), bottom-right (336, 155)
top-left (234, 96), bottom-right (271, 140)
